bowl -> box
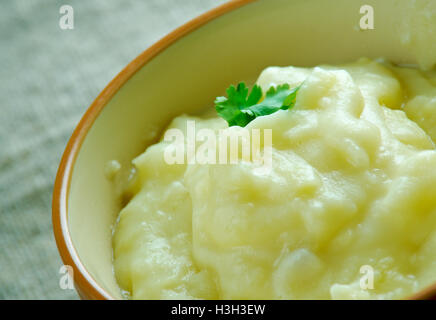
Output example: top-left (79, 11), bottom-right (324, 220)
top-left (53, 0), bottom-right (436, 300)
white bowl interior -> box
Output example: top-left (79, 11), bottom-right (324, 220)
top-left (67, 0), bottom-right (421, 298)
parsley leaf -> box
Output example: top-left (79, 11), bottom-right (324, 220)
top-left (215, 82), bottom-right (301, 127)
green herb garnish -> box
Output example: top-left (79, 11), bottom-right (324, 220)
top-left (215, 82), bottom-right (301, 127)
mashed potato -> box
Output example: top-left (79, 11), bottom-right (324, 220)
top-left (112, 58), bottom-right (436, 299)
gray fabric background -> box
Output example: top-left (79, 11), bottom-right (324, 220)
top-left (0, 0), bottom-right (226, 300)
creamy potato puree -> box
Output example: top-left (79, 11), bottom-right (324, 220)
top-left (399, 0), bottom-right (436, 70)
top-left (112, 58), bottom-right (436, 299)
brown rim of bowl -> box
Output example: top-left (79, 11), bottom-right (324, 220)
top-left (52, 0), bottom-right (436, 300)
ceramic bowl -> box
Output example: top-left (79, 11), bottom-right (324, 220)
top-left (53, 0), bottom-right (436, 299)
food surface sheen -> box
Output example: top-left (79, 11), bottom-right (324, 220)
top-left (113, 58), bottom-right (436, 299)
